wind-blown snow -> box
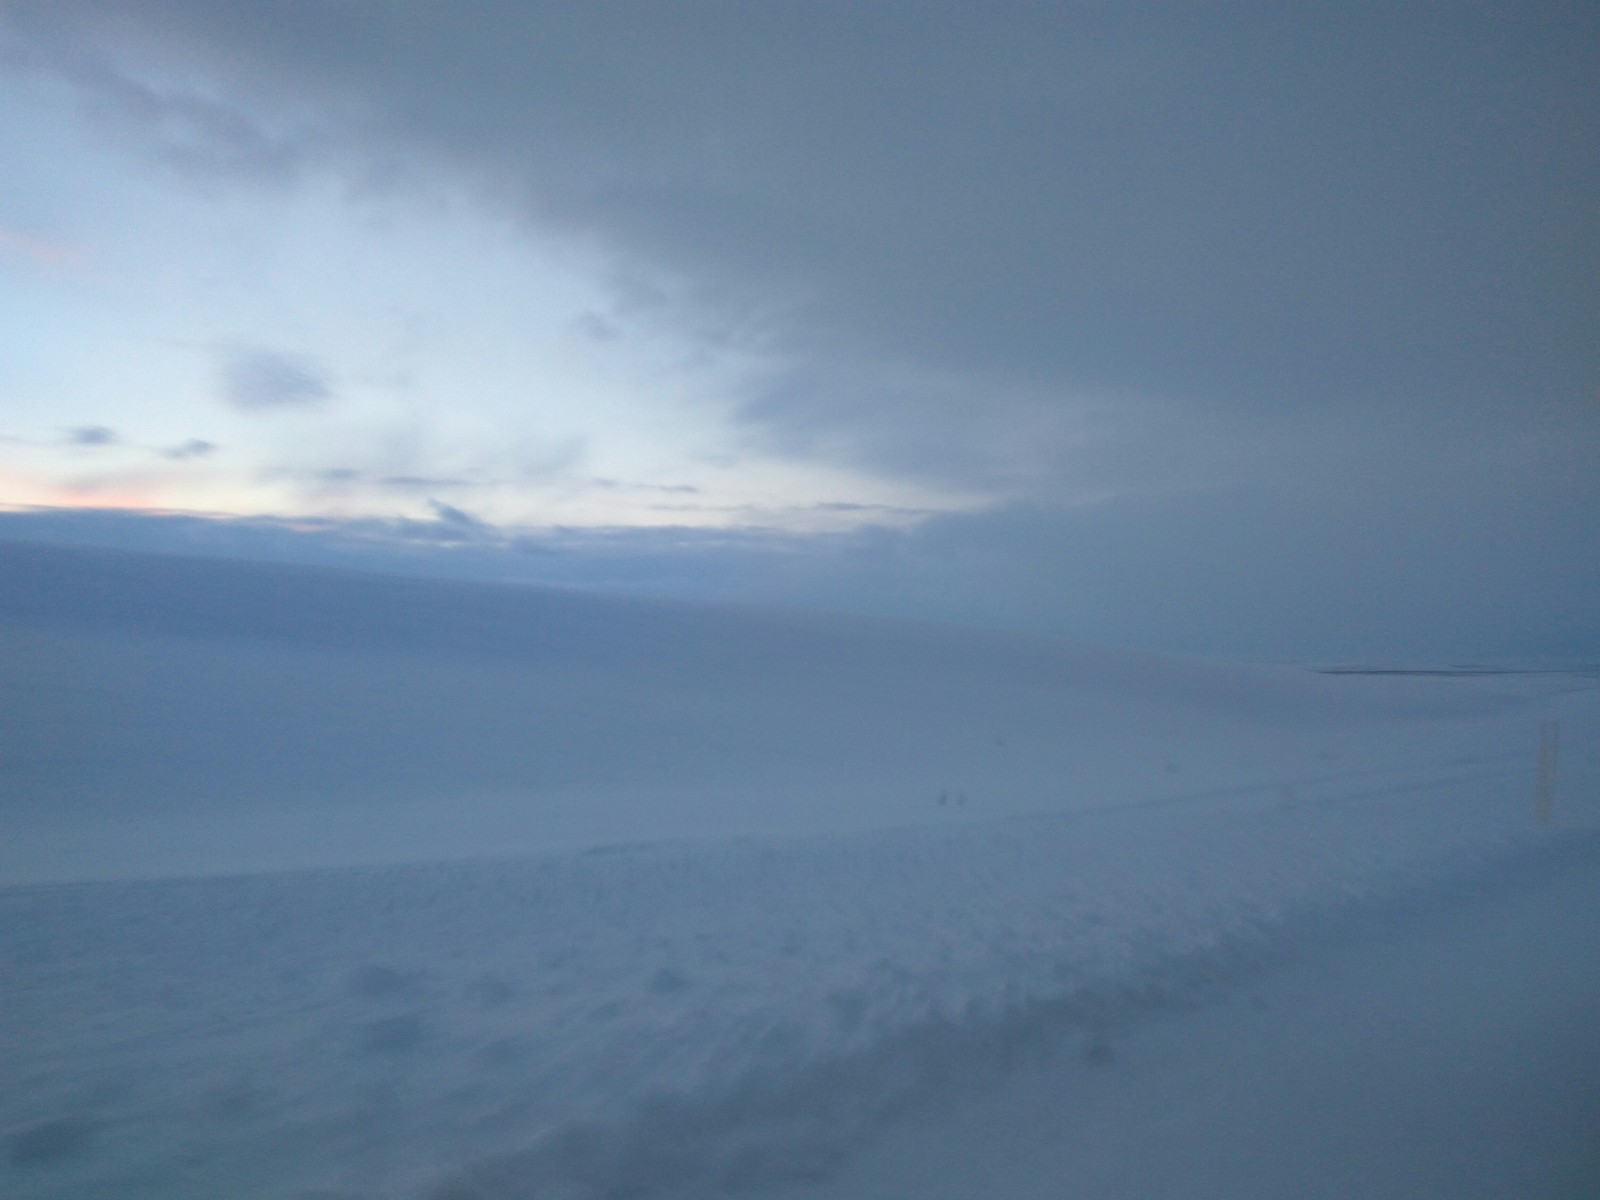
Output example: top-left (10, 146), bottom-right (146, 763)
top-left (1, 542), bottom-right (1596, 1198)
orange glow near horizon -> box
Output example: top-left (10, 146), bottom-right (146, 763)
top-left (0, 462), bottom-right (254, 519)
top-left (0, 444), bottom-right (975, 535)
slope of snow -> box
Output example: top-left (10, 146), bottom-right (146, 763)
top-left (765, 835), bottom-right (1600, 1200)
top-left (5, 785), bottom-right (1596, 1198)
top-left (0, 540), bottom-right (1580, 885)
top-left (1, 543), bottom-right (1596, 1197)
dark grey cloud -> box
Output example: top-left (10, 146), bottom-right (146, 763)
top-left (796, 493), bottom-right (1600, 665)
top-left (220, 346), bottom-right (332, 411)
top-left (4, 2), bottom-right (1595, 657)
top-left (9, 1), bottom-right (1592, 490)
top-left (64, 425), bottom-right (118, 446)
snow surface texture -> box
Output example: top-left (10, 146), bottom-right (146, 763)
top-left (1, 543), bottom-right (1597, 1198)
top-left (761, 835), bottom-right (1600, 1200)
top-left (6, 790), bottom-right (1598, 1199)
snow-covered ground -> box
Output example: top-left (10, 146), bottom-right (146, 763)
top-left (1, 543), bottom-right (1597, 1197)
top-left (765, 834), bottom-right (1600, 1200)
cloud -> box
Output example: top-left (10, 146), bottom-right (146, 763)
top-left (64, 425), bottom-right (118, 446)
top-left (2, 21), bottom-right (316, 188)
top-left (426, 499), bottom-right (490, 540)
top-left (11, 2), bottom-right (1592, 501)
top-left (378, 474), bottom-right (475, 491)
top-left (2, 4), bottom-right (1594, 659)
top-left (160, 438), bottom-right (218, 459)
top-left (219, 347), bottom-right (332, 411)
top-left (591, 478), bottom-right (700, 495)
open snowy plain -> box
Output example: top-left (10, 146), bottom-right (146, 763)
top-left (2, 541), bottom-right (1597, 1198)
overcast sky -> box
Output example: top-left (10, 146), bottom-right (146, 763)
top-left (1, 2), bottom-right (1595, 660)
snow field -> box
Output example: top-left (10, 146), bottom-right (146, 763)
top-left (4, 731), bottom-right (1594, 1198)
top-left (2, 547), bottom-right (1596, 1197)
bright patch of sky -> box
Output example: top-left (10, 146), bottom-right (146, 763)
top-left (0, 61), bottom-right (972, 531)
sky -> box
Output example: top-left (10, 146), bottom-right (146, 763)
top-left (0, 1), bottom-right (1595, 661)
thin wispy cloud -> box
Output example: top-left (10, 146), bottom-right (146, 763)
top-left (378, 474), bottom-right (476, 492)
top-left (590, 478), bottom-right (701, 495)
top-left (160, 438), bottom-right (218, 460)
top-left (7, 31), bottom-right (316, 189)
top-left (64, 425), bottom-right (118, 446)
top-left (219, 347), bottom-right (332, 412)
